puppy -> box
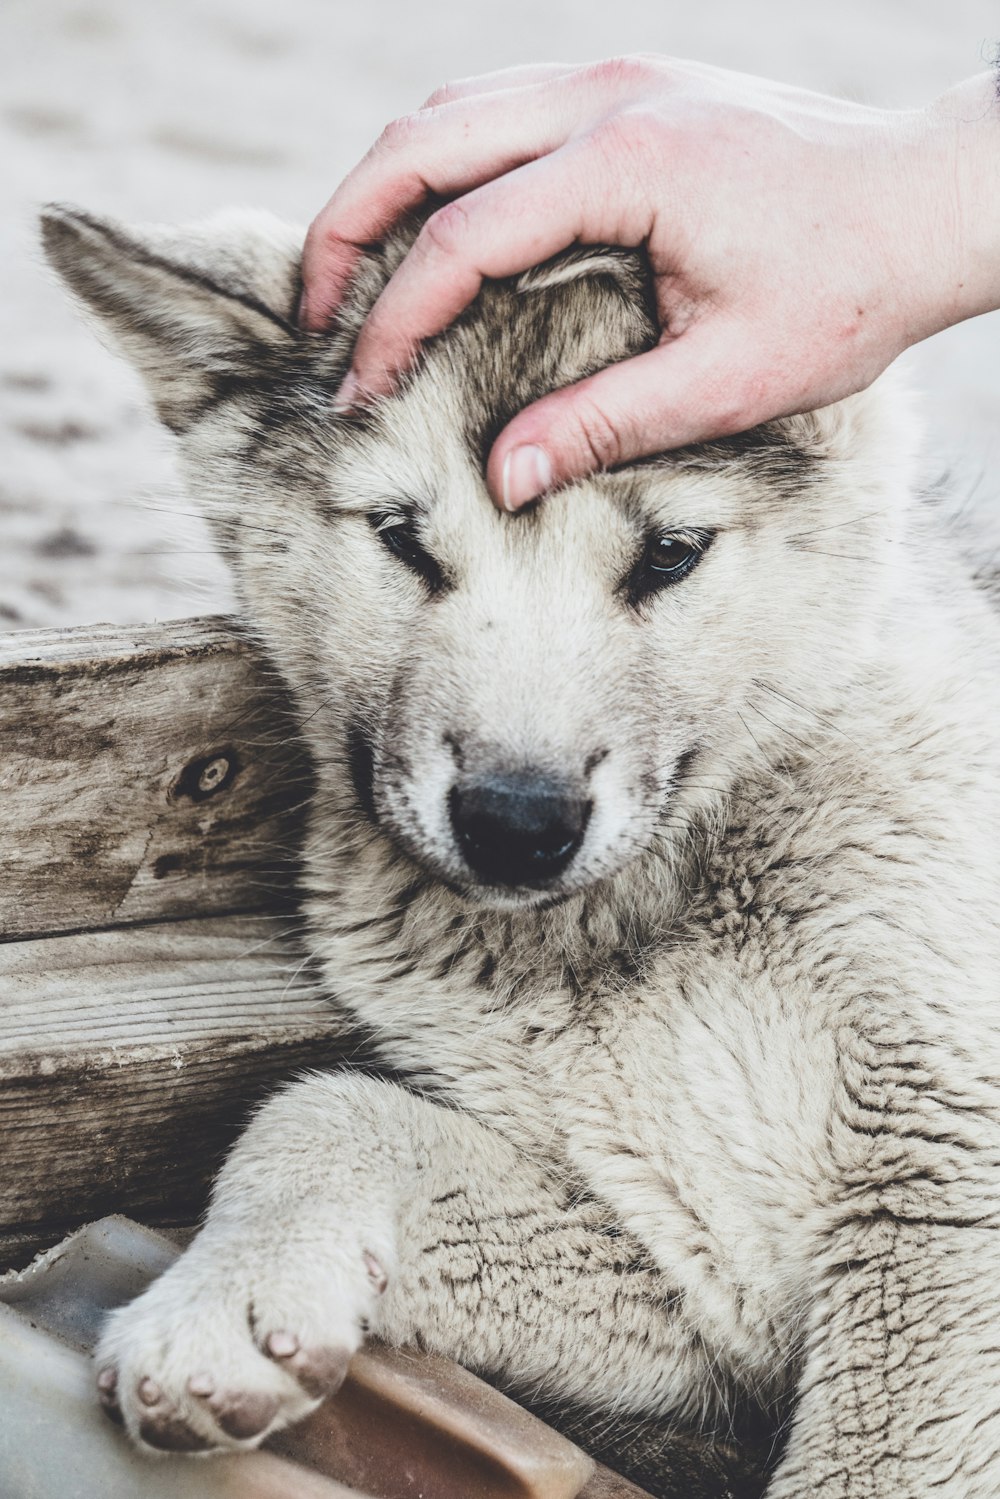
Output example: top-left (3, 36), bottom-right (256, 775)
top-left (43, 203), bottom-right (1000, 1496)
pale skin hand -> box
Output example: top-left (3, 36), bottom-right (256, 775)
top-left (300, 57), bottom-right (1000, 511)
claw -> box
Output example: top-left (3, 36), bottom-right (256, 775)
top-left (266, 1330), bottom-right (299, 1358)
top-left (363, 1251), bottom-right (389, 1295)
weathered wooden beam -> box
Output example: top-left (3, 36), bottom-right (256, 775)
top-left (0, 617), bottom-right (310, 941)
top-left (0, 915), bottom-right (350, 1265)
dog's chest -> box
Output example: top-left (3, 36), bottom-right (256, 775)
top-left (320, 850), bottom-right (841, 1368)
top-left (314, 745), bottom-right (999, 1367)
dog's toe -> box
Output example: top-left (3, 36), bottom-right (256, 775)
top-left (134, 1385), bottom-right (217, 1453)
top-left (265, 1328), bottom-right (351, 1399)
top-left (96, 1365), bottom-right (123, 1424)
top-left (207, 1388), bottom-right (280, 1440)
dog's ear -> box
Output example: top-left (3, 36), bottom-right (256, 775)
top-left (40, 204), bottom-right (304, 432)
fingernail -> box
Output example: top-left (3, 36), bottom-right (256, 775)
top-left (297, 288), bottom-right (311, 329)
top-left (334, 370), bottom-right (361, 415)
top-left (500, 444), bottom-right (553, 511)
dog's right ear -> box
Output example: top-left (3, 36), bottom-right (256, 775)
top-left (40, 204), bottom-right (304, 432)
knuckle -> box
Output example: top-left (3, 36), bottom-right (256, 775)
top-left (375, 108), bottom-right (431, 154)
top-left (631, 49), bottom-right (669, 69)
top-left (573, 398), bottom-right (624, 471)
top-left (418, 199), bottom-right (472, 259)
top-left (421, 78), bottom-right (463, 109)
top-left (303, 214), bottom-right (340, 257)
top-left (583, 54), bottom-right (652, 94)
top-left (301, 217), bottom-right (324, 264)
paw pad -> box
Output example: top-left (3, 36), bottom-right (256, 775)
top-left (138, 1409), bottom-right (215, 1453)
top-left (127, 1375), bottom-right (219, 1452)
top-left (265, 1329), bottom-right (350, 1398)
top-left (207, 1388), bottom-right (279, 1440)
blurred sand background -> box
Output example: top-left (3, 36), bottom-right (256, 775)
top-left (1, 0), bottom-right (998, 630)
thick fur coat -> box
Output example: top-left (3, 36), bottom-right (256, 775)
top-left (43, 203), bottom-right (1000, 1497)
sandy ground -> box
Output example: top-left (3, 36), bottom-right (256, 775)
top-left (2, 0), bottom-right (998, 631)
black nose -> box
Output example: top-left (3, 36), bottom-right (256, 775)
top-left (449, 772), bottom-right (591, 888)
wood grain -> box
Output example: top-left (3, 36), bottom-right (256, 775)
top-left (0, 616), bottom-right (311, 941)
top-left (0, 915), bottom-right (354, 1264)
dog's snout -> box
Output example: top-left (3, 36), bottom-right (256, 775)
top-left (449, 772), bottom-right (591, 888)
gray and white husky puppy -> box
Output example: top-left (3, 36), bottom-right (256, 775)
top-left (43, 202), bottom-right (1000, 1497)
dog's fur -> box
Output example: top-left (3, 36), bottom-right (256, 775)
top-left (43, 203), bottom-right (1000, 1495)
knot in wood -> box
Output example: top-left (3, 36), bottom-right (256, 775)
top-left (197, 756), bottom-right (231, 794)
top-left (175, 748), bottom-right (239, 803)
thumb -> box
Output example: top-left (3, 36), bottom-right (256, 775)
top-left (486, 334), bottom-right (767, 511)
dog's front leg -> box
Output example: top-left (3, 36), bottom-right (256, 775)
top-left (765, 1221), bottom-right (1000, 1498)
top-left (97, 1071), bottom-right (692, 1455)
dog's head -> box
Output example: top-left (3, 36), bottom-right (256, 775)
top-left (43, 205), bottom-right (916, 910)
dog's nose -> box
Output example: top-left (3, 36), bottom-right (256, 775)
top-left (449, 773), bottom-right (591, 887)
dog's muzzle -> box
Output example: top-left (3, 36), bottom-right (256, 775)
top-left (449, 771), bottom-right (591, 888)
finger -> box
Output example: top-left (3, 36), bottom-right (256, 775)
top-left (343, 140), bottom-right (652, 399)
top-left (420, 63), bottom-right (576, 109)
top-left (300, 82), bottom-right (579, 330)
top-left (485, 331), bottom-right (779, 510)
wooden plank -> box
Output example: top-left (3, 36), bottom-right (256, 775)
top-left (279, 1344), bottom-right (596, 1499)
top-left (0, 616), bottom-right (311, 940)
top-left (0, 915), bottom-right (351, 1261)
top-left (3, 1218), bottom-right (655, 1499)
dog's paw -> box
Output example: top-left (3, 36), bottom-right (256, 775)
top-left (94, 1231), bottom-right (390, 1455)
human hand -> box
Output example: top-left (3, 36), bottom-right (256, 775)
top-left (301, 58), bottom-right (1000, 510)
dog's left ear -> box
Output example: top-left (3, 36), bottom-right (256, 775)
top-left (40, 204), bottom-right (304, 432)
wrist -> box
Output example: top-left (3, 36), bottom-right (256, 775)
top-left (916, 72), bottom-right (1000, 332)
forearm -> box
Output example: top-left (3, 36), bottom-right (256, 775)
top-left (229, 1073), bottom-right (696, 1414)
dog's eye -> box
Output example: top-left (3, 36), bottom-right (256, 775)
top-left (627, 528), bottom-right (714, 606)
top-left (369, 514), bottom-right (445, 593)
top-left (647, 535), bottom-right (699, 575)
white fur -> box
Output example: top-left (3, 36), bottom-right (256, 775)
top-left (43, 205), bottom-right (1000, 1493)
